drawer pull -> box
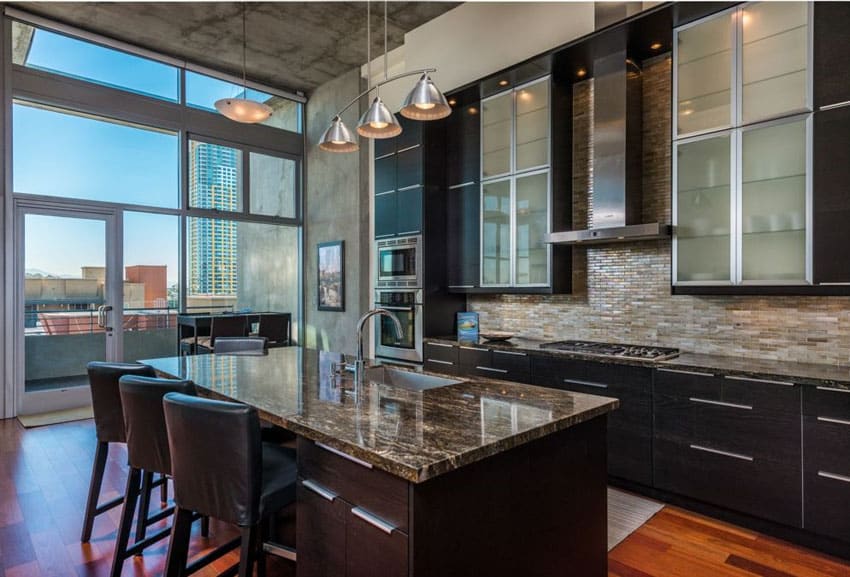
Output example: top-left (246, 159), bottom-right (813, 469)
top-left (476, 366), bottom-right (508, 374)
top-left (818, 470), bottom-right (850, 484)
top-left (397, 230), bottom-right (420, 236)
top-left (449, 181), bottom-right (477, 189)
top-left (426, 359), bottom-right (454, 366)
top-left (816, 386), bottom-right (850, 394)
top-left (351, 506), bottom-right (396, 535)
top-left (315, 442), bottom-right (374, 470)
top-left (689, 444), bottom-right (754, 462)
top-left (817, 416), bottom-right (850, 426)
top-left (658, 368), bottom-right (715, 378)
top-left (493, 350), bottom-right (527, 357)
top-left (563, 378), bottom-right (609, 390)
top-left (689, 397), bottom-right (752, 411)
top-left (724, 375), bottom-right (795, 387)
top-left (426, 342), bottom-right (455, 349)
top-left (460, 346), bottom-right (488, 352)
top-left (302, 479), bottom-right (337, 502)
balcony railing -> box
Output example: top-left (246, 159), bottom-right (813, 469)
top-left (25, 306), bottom-right (179, 336)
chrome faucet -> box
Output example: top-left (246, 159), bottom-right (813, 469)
top-left (352, 308), bottom-right (403, 386)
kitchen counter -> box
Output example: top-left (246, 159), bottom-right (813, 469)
top-left (142, 347), bottom-right (618, 483)
top-left (426, 336), bottom-right (850, 389)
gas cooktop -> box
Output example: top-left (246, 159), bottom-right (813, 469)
top-left (539, 340), bottom-right (679, 361)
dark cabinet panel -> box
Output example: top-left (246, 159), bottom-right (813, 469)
top-left (375, 154), bottom-right (396, 194)
top-left (423, 341), bottom-right (458, 364)
top-left (447, 102), bottom-right (481, 187)
top-left (447, 183), bottom-right (481, 290)
top-left (813, 2), bottom-right (850, 108)
top-left (374, 135), bottom-right (395, 158)
top-left (814, 106), bottom-right (850, 284)
top-left (458, 345), bottom-right (491, 368)
top-left (531, 355), bottom-right (587, 389)
top-left (490, 349), bottom-right (531, 373)
top-left (396, 146), bottom-right (423, 190)
top-left (607, 426), bottom-right (653, 487)
top-left (346, 509), bottom-right (409, 577)
top-left (395, 116), bottom-right (422, 151)
top-left (395, 186), bottom-right (422, 236)
top-left (803, 414), bottom-right (850, 542)
top-left (802, 384), bottom-right (850, 419)
top-left (654, 438), bottom-right (801, 527)
top-left (804, 470), bottom-right (850, 543)
top-left (375, 192), bottom-right (397, 239)
top-left (296, 479), bottom-right (348, 577)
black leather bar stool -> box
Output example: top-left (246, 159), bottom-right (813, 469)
top-left (82, 362), bottom-right (165, 543)
top-left (110, 375), bottom-right (207, 577)
top-left (163, 393), bottom-right (298, 577)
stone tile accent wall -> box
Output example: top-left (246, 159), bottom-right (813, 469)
top-left (468, 56), bottom-right (850, 365)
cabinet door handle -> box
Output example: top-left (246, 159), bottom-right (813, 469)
top-left (724, 375), bottom-right (795, 387)
top-left (375, 190), bottom-right (395, 196)
top-left (427, 342), bottom-right (455, 348)
top-left (315, 442), bottom-right (374, 469)
top-left (563, 378), bottom-right (608, 389)
top-left (448, 285), bottom-right (475, 289)
top-left (375, 233), bottom-right (395, 239)
top-left (397, 184), bottom-right (421, 191)
top-left (396, 230), bottom-right (421, 236)
top-left (689, 397), bottom-right (752, 410)
top-left (493, 350), bottom-right (527, 357)
top-left (820, 100), bottom-right (850, 111)
top-left (818, 470), bottom-right (850, 484)
top-left (351, 506), bottom-right (396, 535)
top-left (476, 366), bottom-right (508, 374)
top-left (302, 479), bottom-right (337, 502)
top-left (658, 368), bottom-right (715, 378)
top-left (689, 444), bottom-right (753, 462)
top-left (397, 144), bottom-right (421, 153)
top-left (460, 346), bottom-right (488, 351)
top-left (816, 386), bottom-right (850, 394)
top-left (817, 416), bottom-right (850, 426)
top-left (449, 181), bottom-right (477, 189)
top-left (426, 359), bottom-right (454, 366)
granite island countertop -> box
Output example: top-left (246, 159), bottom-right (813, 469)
top-left (426, 336), bottom-right (850, 390)
top-left (141, 347), bottom-right (618, 483)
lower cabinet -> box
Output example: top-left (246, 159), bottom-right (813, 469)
top-left (531, 355), bottom-right (653, 486)
top-left (802, 385), bottom-right (850, 542)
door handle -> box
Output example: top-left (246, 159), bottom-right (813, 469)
top-left (99, 305), bottom-right (113, 332)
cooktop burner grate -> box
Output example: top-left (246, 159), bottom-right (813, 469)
top-left (540, 340), bottom-right (679, 360)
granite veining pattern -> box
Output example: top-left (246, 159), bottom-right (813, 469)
top-left (142, 348), bottom-right (618, 483)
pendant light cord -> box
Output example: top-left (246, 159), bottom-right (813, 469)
top-left (366, 0), bottom-right (371, 94)
top-left (383, 0), bottom-right (388, 81)
top-left (242, 1), bottom-right (247, 93)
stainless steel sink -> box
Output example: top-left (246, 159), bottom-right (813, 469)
top-left (363, 366), bottom-right (462, 391)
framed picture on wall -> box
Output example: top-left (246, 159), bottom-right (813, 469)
top-left (317, 240), bottom-right (344, 311)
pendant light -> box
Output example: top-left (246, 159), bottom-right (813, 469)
top-left (215, 2), bottom-right (272, 124)
top-left (357, 1), bottom-right (401, 139)
top-left (319, 0), bottom-right (451, 153)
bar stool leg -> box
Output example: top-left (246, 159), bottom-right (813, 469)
top-left (201, 515), bottom-right (210, 538)
top-left (164, 507), bottom-right (194, 577)
top-left (237, 525), bottom-right (258, 577)
top-left (135, 471), bottom-right (154, 546)
top-left (110, 468), bottom-right (142, 577)
top-left (160, 474), bottom-right (168, 505)
top-left (81, 441), bottom-right (109, 543)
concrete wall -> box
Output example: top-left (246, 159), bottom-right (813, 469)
top-left (303, 68), bottom-right (370, 354)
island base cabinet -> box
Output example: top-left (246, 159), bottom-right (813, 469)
top-left (346, 510), bottom-right (408, 577)
top-left (296, 480), bottom-right (347, 577)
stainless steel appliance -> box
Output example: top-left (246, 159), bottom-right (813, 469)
top-left (376, 235), bottom-right (422, 288)
top-left (374, 290), bottom-right (423, 362)
top-left (539, 340), bottom-right (679, 361)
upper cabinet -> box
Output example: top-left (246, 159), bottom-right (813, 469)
top-left (673, 3), bottom-right (815, 291)
top-left (480, 78), bottom-right (552, 289)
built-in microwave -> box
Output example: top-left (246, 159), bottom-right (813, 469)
top-left (376, 235), bottom-right (422, 288)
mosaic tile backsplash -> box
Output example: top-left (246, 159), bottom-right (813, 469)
top-left (468, 56), bottom-right (850, 366)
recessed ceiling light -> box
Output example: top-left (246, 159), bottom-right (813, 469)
top-left (498, 79), bottom-right (509, 87)
top-left (448, 98), bottom-right (457, 106)
top-left (650, 42), bottom-right (662, 50)
top-left (577, 68), bottom-right (587, 78)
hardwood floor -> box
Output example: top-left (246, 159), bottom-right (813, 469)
top-left (1, 417), bottom-right (848, 577)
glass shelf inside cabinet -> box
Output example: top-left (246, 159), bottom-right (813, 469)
top-left (482, 180), bottom-right (512, 285)
top-left (515, 81), bottom-right (550, 172)
top-left (482, 92), bottom-right (512, 179)
top-left (676, 134), bottom-right (732, 282)
top-left (677, 13), bottom-right (733, 135)
top-left (515, 172), bottom-right (549, 286)
top-left (742, 2), bottom-right (809, 124)
top-left (741, 118), bottom-right (807, 282)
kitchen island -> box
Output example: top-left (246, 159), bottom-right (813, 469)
top-left (143, 347), bottom-right (618, 577)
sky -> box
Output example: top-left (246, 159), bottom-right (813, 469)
top-left (14, 26), bottom-right (278, 287)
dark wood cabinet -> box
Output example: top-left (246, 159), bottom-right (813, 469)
top-left (459, 345), bottom-right (531, 383)
top-left (423, 341), bottom-right (459, 375)
top-left (446, 98), bottom-right (480, 188)
top-left (346, 509), bottom-right (408, 577)
top-left (374, 154), bottom-right (396, 194)
top-left (813, 105), bottom-right (850, 284)
top-left (813, 2), bottom-right (850, 109)
top-left (374, 192), bottom-right (397, 239)
top-left (531, 355), bottom-right (653, 486)
top-left (296, 479), bottom-right (348, 577)
top-left (653, 368), bottom-right (802, 527)
top-left (396, 146), bottom-right (423, 190)
top-left (447, 183), bottom-right (480, 290)
top-left (396, 186), bottom-right (423, 236)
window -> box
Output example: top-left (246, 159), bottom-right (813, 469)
top-left (186, 71), bottom-right (302, 133)
top-left (12, 21), bottom-right (179, 102)
top-left (13, 101), bottom-right (179, 208)
top-left (250, 152), bottom-right (297, 218)
top-left (188, 140), bottom-right (243, 212)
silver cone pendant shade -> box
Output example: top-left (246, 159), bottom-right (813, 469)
top-left (400, 73), bottom-right (452, 120)
top-left (215, 97), bottom-right (273, 123)
top-left (319, 116), bottom-right (359, 152)
top-left (357, 96), bottom-right (402, 138)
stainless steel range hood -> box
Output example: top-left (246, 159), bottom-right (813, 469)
top-left (545, 46), bottom-right (671, 246)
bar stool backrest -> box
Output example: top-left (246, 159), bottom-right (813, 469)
top-left (210, 315), bottom-right (249, 346)
top-left (214, 336), bottom-right (267, 355)
top-left (257, 313), bottom-right (291, 346)
top-left (87, 362), bottom-right (156, 444)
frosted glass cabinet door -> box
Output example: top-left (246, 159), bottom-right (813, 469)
top-left (677, 13), bottom-right (733, 135)
top-left (675, 134), bottom-right (733, 283)
top-left (481, 92), bottom-right (512, 179)
top-left (515, 172), bottom-right (549, 285)
top-left (741, 118), bottom-right (808, 282)
top-left (515, 80), bottom-right (549, 172)
top-left (742, 2), bottom-right (809, 124)
top-left (481, 179), bottom-right (512, 285)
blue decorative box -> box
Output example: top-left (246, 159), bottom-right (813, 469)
top-left (456, 312), bottom-right (479, 342)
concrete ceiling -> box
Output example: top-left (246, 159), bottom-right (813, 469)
top-left (11, 2), bottom-right (460, 95)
